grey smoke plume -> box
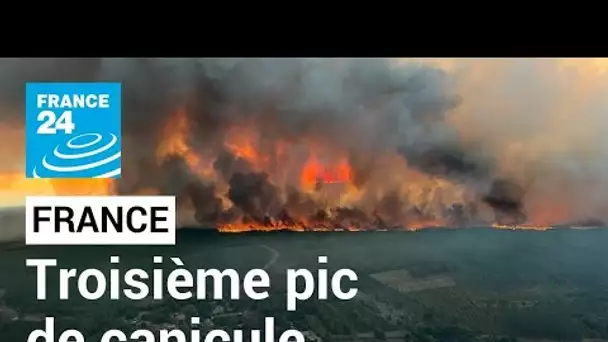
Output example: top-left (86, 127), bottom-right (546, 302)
top-left (0, 58), bottom-right (477, 168)
top-left (5, 58), bottom-right (606, 231)
top-left (0, 58), bottom-right (512, 228)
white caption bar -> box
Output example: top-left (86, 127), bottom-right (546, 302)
top-left (25, 196), bottom-right (176, 245)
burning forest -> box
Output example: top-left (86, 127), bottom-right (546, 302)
top-left (1, 58), bottom-right (608, 233)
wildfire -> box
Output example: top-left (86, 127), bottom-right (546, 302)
top-left (224, 125), bottom-right (269, 170)
top-left (526, 202), bottom-right (571, 228)
top-left (406, 219), bottom-right (446, 231)
top-left (156, 108), bottom-right (195, 165)
top-left (492, 224), bottom-right (552, 231)
top-left (155, 109), bottom-right (217, 180)
top-left (0, 106), bottom-right (585, 232)
top-left (218, 223), bottom-right (306, 233)
top-left (2, 58), bottom-right (608, 234)
top-left (300, 153), bottom-right (353, 190)
top-left (217, 221), bottom-right (365, 233)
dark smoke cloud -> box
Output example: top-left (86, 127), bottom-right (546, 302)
top-left (158, 156), bottom-right (225, 225)
top-left (228, 172), bottom-right (281, 222)
top-left (213, 148), bottom-right (255, 181)
top-left (196, 59), bottom-right (463, 151)
top-left (483, 179), bottom-right (527, 225)
top-left (0, 58), bottom-right (519, 228)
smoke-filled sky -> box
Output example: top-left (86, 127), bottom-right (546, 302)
top-left (0, 58), bottom-right (607, 232)
top-left (423, 58), bottom-right (608, 224)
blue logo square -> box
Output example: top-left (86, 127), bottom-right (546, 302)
top-left (25, 82), bottom-right (122, 179)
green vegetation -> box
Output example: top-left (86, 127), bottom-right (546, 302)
top-left (1, 228), bottom-right (608, 341)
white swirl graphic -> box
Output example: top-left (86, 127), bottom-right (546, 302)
top-left (32, 132), bottom-right (121, 179)
top-left (66, 133), bottom-right (102, 149)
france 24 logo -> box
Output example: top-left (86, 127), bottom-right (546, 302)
top-left (25, 83), bottom-right (122, 179)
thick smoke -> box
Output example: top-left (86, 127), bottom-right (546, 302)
top-left (0, 207), bottom-right (25, 242)
top-left (1, 58), bottom-right (607, 233)
top-left (431, 58), bottom-right (608, 226)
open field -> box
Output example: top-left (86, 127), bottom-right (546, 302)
top-left (370, 269), bottom-right (456, 293)
top-left (2, 228), bottom-right (608, 341)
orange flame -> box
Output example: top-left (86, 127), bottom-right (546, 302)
top-left (2, 59), bottom-right (608, 233)
top-left (301, 153), bottom-right (353, 189)
top-left (156, 108), bottom-right (199, 169)
top-left (156, 109), bottom-right (215, 178)
top-left (492, 224), bottom-right (551, 231)
top-left (224, 125), bottom-right (270, 171)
